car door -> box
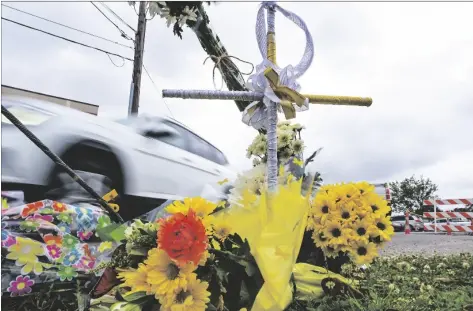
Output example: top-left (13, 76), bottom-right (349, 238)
top-left (165, 122), bottom-right (224, 193)
top-left (130, 118), bottom-right (199, 200)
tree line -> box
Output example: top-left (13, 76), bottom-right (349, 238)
top-left (389, 175), bottom-right (472, 215)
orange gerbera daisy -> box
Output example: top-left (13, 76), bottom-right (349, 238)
top-left (158, 209), bottom-right (208, 266)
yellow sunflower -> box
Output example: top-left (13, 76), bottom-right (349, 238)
top-left (322, 245), bottom-right (343, 258)
top-left (373, 215), bottom-right (394, 241)
top-left (356, 181), bottom-right (375, 196)
top-left (311, 193), bottom-right (337, 223)
top-left (323, 220), bottom-right (349, 246)
top-left (306, 215), bottom-right (324, 231)
top-left (211, 217), bottom-right (232, 242)
top-left (159, 273), bottom-right (210, 311)
top-left (117, 263), bottom-right (153, 294)
top-left (166, 197), bottom-right (217, 219)
top-left (341, 183), bottom-right (361, 202)
top-left (368, 229), bottom-right (390, 248)
top-left (337, 201), bottom-right (357, 224)
top-left (355, 204), bottom-right (371, 219)
top-left (349, 240), bottom-right (378, 265)
top-left (366, 195), bottom-right (391, 217)
top-left (311, 230), bottom-right (331, 248)
top-left (352, 218), bottom-right (377, 242)
top-left (144, 248), bottom-right (196, 297)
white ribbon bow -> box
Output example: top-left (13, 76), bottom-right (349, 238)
top-left (242, 2), bottom-right (315, 130)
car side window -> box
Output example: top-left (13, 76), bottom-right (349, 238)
top-left (161, 120), bottom-right (227, 165)
top-left (144, 122), bottom-right (187, 150)
top-left (187, 132), bottom-right (215, 162)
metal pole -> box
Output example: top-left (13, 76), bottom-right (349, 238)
top-left (129, 1), bottom-right (147, 115)
top-left (434, 202), bottom-right (437, 233)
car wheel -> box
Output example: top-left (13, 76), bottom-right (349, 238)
top-left (49, 143), bottom-right (161, 221)
top-left (48, 144), bottom-right (125, 211)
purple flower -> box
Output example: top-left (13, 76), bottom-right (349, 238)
top-left (28, 214), bottom-right (54, 223)
top-left (78, 231), bottom-right (93, 241)
top-left (7, 275), bottom-right (34, 297)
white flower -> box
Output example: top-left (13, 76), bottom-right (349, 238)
top-left (124, 226), bottom-right (134, 239)
top-left (165, 15), bottom-right (176, 28)
top-left (291, 123), bottom-right (305, 131)
top-left (147, 2), bottom-right (161, 17)
top-left (183, 6), bottom-right (198, 21)
top-left (291, 139), bottom-right (304, 154)
top-left (254, 141), bottom-right (267, 155)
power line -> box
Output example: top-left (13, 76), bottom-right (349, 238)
top-left (1, 3), bottom-right (133, 50)
top-left (142, 64), bottom-right (175, 118)
top-left (99, 2), bottom-right (136, 33)
top-left (90, 2), bottom-right (134, 41)
top-left (1, 17), bottom-right (134, 62)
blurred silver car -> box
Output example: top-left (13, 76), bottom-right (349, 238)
top-left (390, 214), bottom-right (424, 231)
top-left (1, 96), bottom-right (236, 220)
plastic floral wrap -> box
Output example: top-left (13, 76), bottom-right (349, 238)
top-left (88, 161), bottom-right (361, 311)
top-left (1, 199), bottom-right (120, 298)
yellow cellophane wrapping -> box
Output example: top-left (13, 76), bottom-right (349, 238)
top-left (292, 263), bottom-right (359, 301)
top-left (218, 177), bottom-right (310, 311)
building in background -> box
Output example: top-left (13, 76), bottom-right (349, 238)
top-left (1, 85), bottom-right (99, 115)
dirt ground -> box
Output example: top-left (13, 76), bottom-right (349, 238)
top-left (380, 232), bottom-right (473, 256)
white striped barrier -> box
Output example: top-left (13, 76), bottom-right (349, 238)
top-left (423, 212), bottom-right (473, 219)
top-left (423, 198), bottom-right (473, 233)
top-left (423, 198), bottom-right (473, 205)
top-left (423, 224), bottom-right (473, 233)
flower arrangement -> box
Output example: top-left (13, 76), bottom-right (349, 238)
top-left (128, 2), bottom-right (212, 39)
top-left (246, 121), bottom-right (305, 167)
top-left (307, 182), bottom-right (394, 266)
top-left (94, 197), bottom-right (261, 310)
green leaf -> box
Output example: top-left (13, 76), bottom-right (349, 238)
top-left (96, 223), bottom-right (127, 242)
top-left (110, 302), bottom-right (143, 311)
top-left (129, 247), bottom-right (148, 256)
top-left (122, 291), bottom-right (149, 302)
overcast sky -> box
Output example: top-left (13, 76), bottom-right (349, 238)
top-left (1, 1), bottom-right (472, 199)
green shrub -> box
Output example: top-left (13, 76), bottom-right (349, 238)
top-left (288, 253), bottom-right (473, 311)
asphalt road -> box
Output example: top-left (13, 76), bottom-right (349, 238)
top-left (380, 232), bottom-right (473, 256)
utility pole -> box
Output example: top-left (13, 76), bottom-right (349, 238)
top-left (129, 1), bottom-right (147, 115)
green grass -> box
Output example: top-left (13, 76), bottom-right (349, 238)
top-left (288, 253), bottom-right (473, 311)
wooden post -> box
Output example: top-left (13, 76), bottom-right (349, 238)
top-left (129, 1), bottom-right (147, 115)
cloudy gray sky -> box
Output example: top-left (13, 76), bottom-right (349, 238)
top-left (2, 1), bottom-right (473, 199)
